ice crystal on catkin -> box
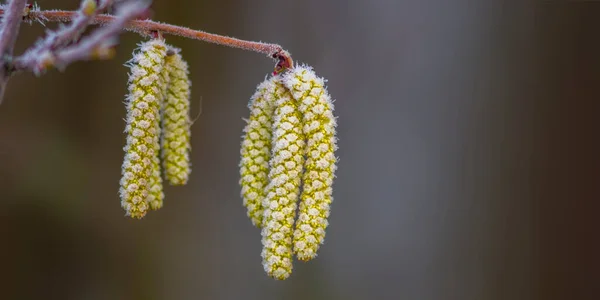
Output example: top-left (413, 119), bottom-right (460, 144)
top-left (260, 76), bottom-right (306, 280)
top-left (161, 50), bottom-right (192, 186)
top-left (283, 66), bottom-right (337, 261)
top-left (240, 77), bottom-right (278, 227)
top-left (120, 39), bottom-right (168, 218)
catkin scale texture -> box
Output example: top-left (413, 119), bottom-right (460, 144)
top-left (146, 46), bottom-right (170, 210)
top-left (283, 66), bottom-right (337, 261)
top-left (240, 77), bottom-right (278, 227)
top-left (260, 76), bottom-right (305, 280)
top-left (120, 39), bottom-right (168, 218)
top-left (161, 51), bottom-right (192, 186)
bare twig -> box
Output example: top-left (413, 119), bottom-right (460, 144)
top-left (1, 7), bottom-right (294, 72)
top-left (14, 1), bottom-right (149, 73)
top-left (14, 0), bottom-right (114, 74)
top-left (0, 0), bottom-right (293, 103)
top-left (48, 0), bottom-right (113, 50)
top-left (0, 0), bottom-right (27, 54)
top-left (0, 0), bottom-right (28, 103)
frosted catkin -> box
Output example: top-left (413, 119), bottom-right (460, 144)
top-left (120, 39), bottom-right (168, 218)
top-left (283, 66), bottom-right (337, 261)
top-left (260, 76), bottom-right (306, 279)
top-left (161, 50), bottom-right (192, 186)
top-left (240, 76), bottom-right (278, 227)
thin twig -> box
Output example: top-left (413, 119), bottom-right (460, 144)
top-left (0, 0), bottom-right (28, 103)
top-left (0, 7), bottom-right (293, 72)
top-left (50, 0), bottom-right (113, 49)
top-left (15, 0), bottom-right (114, 74)
top-left (14, 1), bottom-right (149, 73)
top-left (0, 0), bottom-right (27, 54)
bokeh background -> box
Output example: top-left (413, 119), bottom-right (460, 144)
top-left (1, 0), bottom-right (599, 299)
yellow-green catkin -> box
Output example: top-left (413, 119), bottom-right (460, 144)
top-left (260, 76), bottom-right (306, 280)
top-left (146, 46), bottom-right (171, 211)
top-left (120, 39), bottom-right (168, 218)
top-left (283, 65), bottom-right (337, 261)
top-left (239, 77), bottom-right (277, 227)
top-left (161, 49), bottom-right (192, 186)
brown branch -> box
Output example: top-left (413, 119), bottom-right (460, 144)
top-left (19, 1), bottom-right (148, 73)
top-left (0, 0), bottom-right (27, 55)
top-left (0, 0), bottom-right (28, 104)
top-left (3, 8), bottom-right (294, 73)
top-left (47, 0), bottom-right (114, 50)
top-left (14, 0), bottom-right (116, 75)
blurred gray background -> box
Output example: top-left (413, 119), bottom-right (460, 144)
top-left (1, 0), bottom-right (599, 299)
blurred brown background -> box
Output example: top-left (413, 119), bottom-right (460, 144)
top-left (1, 0), bottom-right (599, 299)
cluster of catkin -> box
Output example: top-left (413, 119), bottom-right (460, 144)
top-left (120, 39), bottom-right (192, 219)
top-left (117, 39), bottom-right (336, 279)
top-left (240, 66), bottom-right (338, 280)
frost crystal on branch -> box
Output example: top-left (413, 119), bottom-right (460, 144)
top-left (120, 39), bottom-right (168, 218)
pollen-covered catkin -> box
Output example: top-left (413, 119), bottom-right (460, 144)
top-left (146, 46), bottom-right (171, 210)
top-left (120, 39), bottom-right (168, 218)
top-left (239, 77), bottom-right (278, 227)
top-left (260, 76), bottom-right (306, 280)
top-left (161, 50), bottom-right (192, 186)
top-left (283, 66), bottom-right (337, 261)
